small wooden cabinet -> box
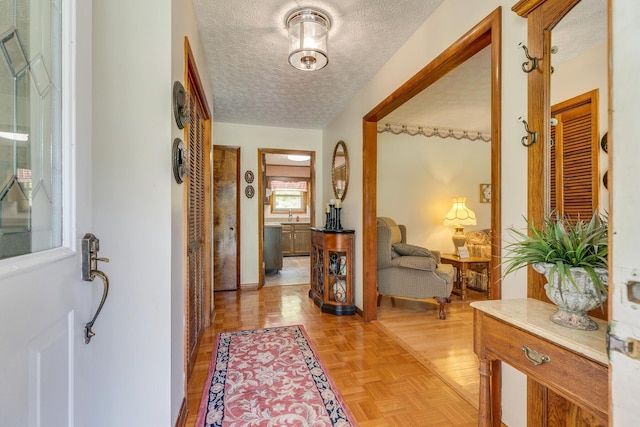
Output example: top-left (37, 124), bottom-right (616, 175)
top-left (309, 227), bottom-right (355, 315)
top-left (472, 299), bottom-right (608, 426)
top-left (440, 254), bottom-right (491, 301)
top-left (281, 223), bottom-right (310, 256)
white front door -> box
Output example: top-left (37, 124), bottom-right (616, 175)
top-left (0, 1), bottom-right (96, 425)
top-left (610, 2), bottom-right (640, 425)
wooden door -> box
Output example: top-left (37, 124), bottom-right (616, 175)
top-left (213, 145), bottom-right (240, 291)
top-left (550, 89), bottom-right (600, 219)
top-left (185, 40), bottom-right (212, 380)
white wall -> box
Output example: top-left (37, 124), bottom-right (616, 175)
top-left (322, 2), bottom-right (529, 425)
top-left (212, 123), bottom-right (322, 286)
top-left (377, 133), bottom-right (491, 252)
top-left (171, 0), bottom-right (212, 422)
top-left (92, 0), bottom-right (172, 421)
top-left (91, 0), bottom-right (211, 424)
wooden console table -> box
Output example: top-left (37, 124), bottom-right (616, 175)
top-left (309, 228), bottom-right (355, 315)
top-left (471, 299), bottom-right (608, 426)
top-left (440, 254), bottom-right (491, 301)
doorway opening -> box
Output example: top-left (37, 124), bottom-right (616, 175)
top-left (258, 149), bottom-right (316, 288)
top-left (361, 7), bottom-right (502, 413)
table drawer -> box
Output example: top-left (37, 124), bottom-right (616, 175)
top-left (480, 314), bottom-right (607, 419)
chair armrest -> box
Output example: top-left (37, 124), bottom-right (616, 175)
top-left (391, 256), bottom-right (437, 271)
top-left (377, 224), bottom-right (393, 270)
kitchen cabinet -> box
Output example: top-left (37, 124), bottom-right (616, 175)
top-left (263, 224), bottom-right (283, 271)
top-left (281, 223), bottom-right (310, 256)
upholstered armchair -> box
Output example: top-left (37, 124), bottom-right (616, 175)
top-left (376, 217), bottom-right (455, 319)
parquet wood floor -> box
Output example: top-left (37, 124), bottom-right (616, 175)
top-left (375, 290), bottom-right (485, 409)
top-left (264, 256), bottom-right (310, 286)
top-left (185, 285), bottom-right (479, 426)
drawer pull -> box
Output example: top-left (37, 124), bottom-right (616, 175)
top-left (522, 345), bottom-right (550, 366)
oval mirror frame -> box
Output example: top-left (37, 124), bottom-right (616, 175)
top-left (331, 140), bottom-right (349, 201)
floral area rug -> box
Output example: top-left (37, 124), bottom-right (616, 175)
top-left (196, 325), bottom-right (356, 426)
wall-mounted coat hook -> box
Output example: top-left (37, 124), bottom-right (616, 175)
top-left (519, 117), bottom-right (538, 147)
top-left (518, 42), bottom-right (539, 73)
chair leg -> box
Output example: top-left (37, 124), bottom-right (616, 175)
top-left (377, 294), bottom-right (382, 307)
top-left (436, 297), bottom-right (448, 320)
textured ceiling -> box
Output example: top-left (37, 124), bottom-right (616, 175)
top-left (192, 0), bottom-right (445, 129)
top-left (553, 0), bottom-right (607, 66)
top-left (382, 46), bottom-right (492, 133)
top-left (192, 0), bottom-right (606, 131)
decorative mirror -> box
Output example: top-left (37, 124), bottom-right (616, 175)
top-left (331, 140), bottom-right (349, 201)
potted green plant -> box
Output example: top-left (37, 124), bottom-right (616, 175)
top-left (503, 212), bottom-right (608, 330)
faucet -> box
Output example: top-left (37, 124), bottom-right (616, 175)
top-left (288, 209), bottom-right (293, 222)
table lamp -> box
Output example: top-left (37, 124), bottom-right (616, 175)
top-left (443, 197), bottom-right (477, 256)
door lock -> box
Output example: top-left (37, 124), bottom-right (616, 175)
top-left (82, 233), bottom-right (109, 281)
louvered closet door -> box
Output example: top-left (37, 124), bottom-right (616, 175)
top-left (550, 90), bottom-right (599, 220)
top-left (186, 81), bottom-right (209, 378)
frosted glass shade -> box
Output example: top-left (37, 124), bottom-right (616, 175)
top-left (286, 8), bottom-right (330, 71)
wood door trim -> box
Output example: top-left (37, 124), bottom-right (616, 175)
top-left (363, 7), bottom-right (502, 318)
top-left (258, 148), bottom-right (316, 289)
top-left (362, 7), bottom-right (502, 422)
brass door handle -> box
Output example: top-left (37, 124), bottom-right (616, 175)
top-left (84, 270), bottom-right (109, 344)
top-left (522, 345), bottom-right (550, 366)
top-left (81, 233), bottom-right (111, 344)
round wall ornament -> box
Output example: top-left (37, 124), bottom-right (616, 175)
top-left (245, 185), bottom-right (255, 198)
top-left (244, 170), bottom-right (254, 183)
top-left (172, 138), bottom-right (188, 184)
top-left (173, 81), bottom-right (189, 129)
top-left (600, 132), bottom-right (608, 153)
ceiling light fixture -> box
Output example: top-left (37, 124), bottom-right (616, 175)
top-left (287, 154), bottom-right (311, 162)
top-left (286, 7), bottom-right (331, 71)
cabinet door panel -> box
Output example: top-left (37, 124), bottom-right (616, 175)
top-left (282, 225), bottom-right (293, 256)
top-left (294, 227), bottom-right (310, 255)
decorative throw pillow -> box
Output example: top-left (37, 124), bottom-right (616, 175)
top-left (392, 243), bottom-right (434, 258)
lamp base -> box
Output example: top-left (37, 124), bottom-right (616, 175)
top-left (451, 227), bottom-right (466, 256)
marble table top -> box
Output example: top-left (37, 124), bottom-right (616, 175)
top-left (471, 298), bottom-right (608, 364)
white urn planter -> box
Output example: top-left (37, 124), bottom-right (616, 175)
top-left (534, 263), bottom-right (608, 330)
